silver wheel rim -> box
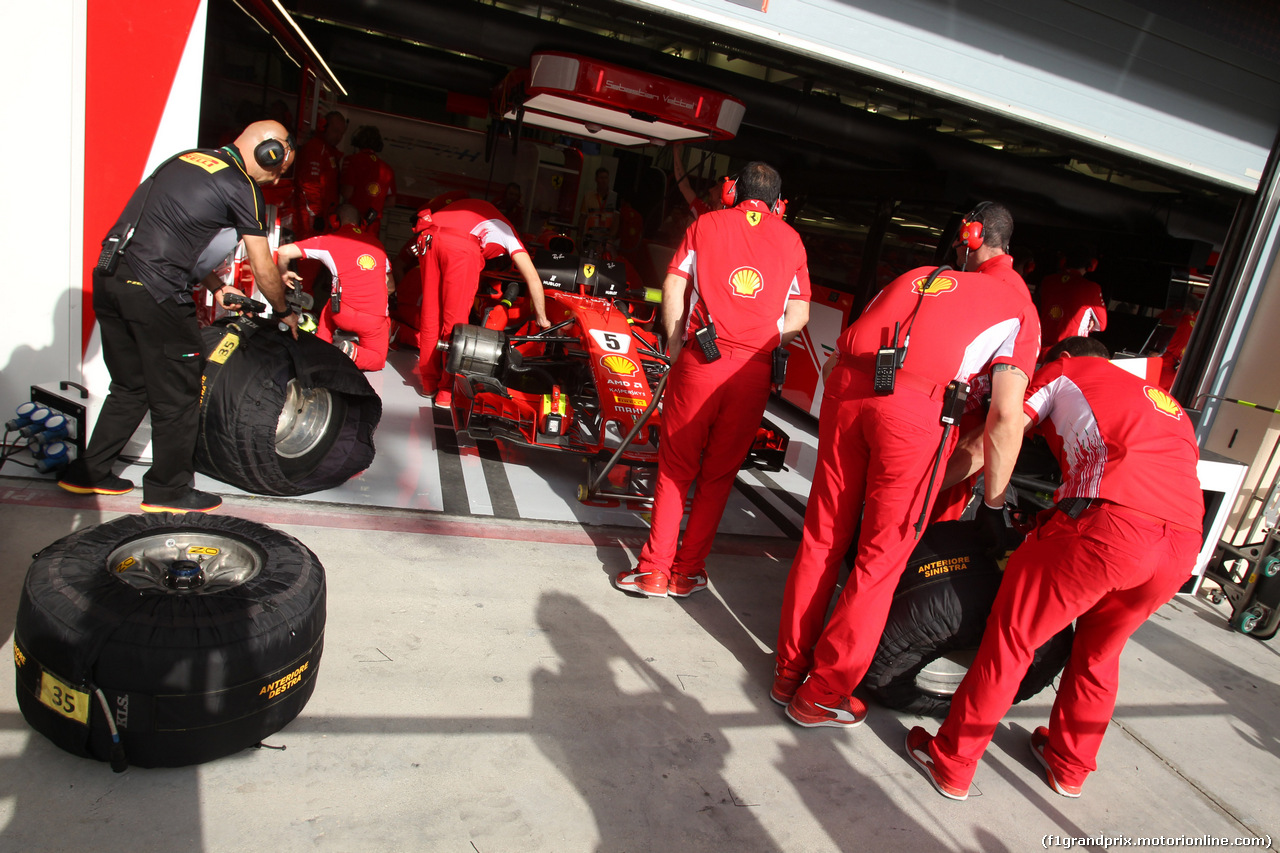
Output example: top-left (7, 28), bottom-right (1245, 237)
top-left (107, 532), bottom-right (263, 594)
top-left (915, 649), bottom-right (977, 696)
top-left (275, 379), bottom-right (334, 459)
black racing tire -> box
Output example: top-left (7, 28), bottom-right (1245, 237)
top-left (865, 520), bottom-right (1074, 717)
top-left (196, 318), bottom-right (382, 496)
top-left (13, 513), bottom-right (325, 769)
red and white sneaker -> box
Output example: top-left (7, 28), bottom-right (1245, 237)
top-left (785, 692), bottom-right (867, 728)
top-left (614, 568), bottom-right (668, 598)
top-left (770, 664), bottom-right (806, 706)
top-left (668, 571), bottom-right (708, 598)
top-left (1030, 726), bottom-right (1082, 798)
top-left (434, 388), bottom-right (453, 409)
top-left (905, 726), bottom-right (969, 801)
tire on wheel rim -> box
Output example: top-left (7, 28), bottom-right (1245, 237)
top-left (865, 520), bottom-right (1074, 717)
top-left (13, 512), bottom-right (325, 769)
top-left (196, 318), bottom-right (381, 495)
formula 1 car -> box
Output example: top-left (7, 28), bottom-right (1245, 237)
top-left (439, 249), bottom-right (790, 506)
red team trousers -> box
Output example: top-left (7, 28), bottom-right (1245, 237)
top-left (777, 366), bottom-right (956, 700)
top-left (416, 230), bottom-right (484, 393)
top-left (636, 347), bottom-right (771, 580)
top-left (317, 304), bottom-right (389, 371)
top-left (928, 503), bottom-right (1200, 789)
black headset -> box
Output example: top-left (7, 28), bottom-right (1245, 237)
top-left (253, 135), bottom-right (293, 170)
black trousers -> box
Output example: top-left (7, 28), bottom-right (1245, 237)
top-left (79, 259), bottom-right (204, 503)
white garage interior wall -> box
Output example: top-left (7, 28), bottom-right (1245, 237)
top-left (0, 1), bottom-right (87, 424)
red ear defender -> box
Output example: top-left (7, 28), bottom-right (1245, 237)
top-left (960, 218), bottom-right (984, 250)
top-left (720, 176), bottom-right (738, 208)
top-left (327, 213), bottom-right (341, 232)
top-left (1087, 258), bottom-right (1099, 273)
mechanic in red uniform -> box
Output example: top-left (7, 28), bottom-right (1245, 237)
top-left (293, 111), bottom-right (345, 239)
top-left (340, 125), bottom-right (397, 238)
top-left (614, 162), bottom-right (810, 598)
top-left (906, 336), bottom-right (1203, 800)
top-left (1037, 246), bottom-right (1107, 358)
top-left (774, 202), bottom-right (1040, 726)
top-left (275, 204), bottom-right (392, 371)
top-left (412, 198), bottom-right (551, 406)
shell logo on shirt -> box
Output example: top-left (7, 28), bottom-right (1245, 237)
top-left (730, 267), bottom-right (764, 298)
top-left (1144, 386), bottom-right (1183, 419)
top-left (367, 183), bottom-right (381, 196)
top-left (912, 273), bottom-right (959, 296)
top-left (357, 253), bottom-right (378, 271)
top-left (1049, 305), bottom-right (1064, 319)
top-left (745, 210), bottom-right (763, 226)
top-left (601, 355), bottom-right (640, 376)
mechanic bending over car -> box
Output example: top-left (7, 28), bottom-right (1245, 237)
top-left (774, 202), bottom-right (1040, 727)
top-left (411, 198), bottom-right (551, 407)
top-left (905, 335), bottom-right (1203, 801)
top-left (613, 161), bottom-right (810, 600)
top-left (59, 120), bottom-right (300, 513)
top-left (276, 204), bottom-right (393, 371)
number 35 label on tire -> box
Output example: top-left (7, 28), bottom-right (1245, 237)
top-left (39, 671), bottom-right (90, 725)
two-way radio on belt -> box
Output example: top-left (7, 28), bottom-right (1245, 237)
top-left (883, 264), bottom-right (971, 539)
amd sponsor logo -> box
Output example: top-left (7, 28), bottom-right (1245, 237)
top-left (605, 378), bottom-right (644, 390)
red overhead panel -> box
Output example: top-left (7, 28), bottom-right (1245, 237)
top-left (499, 52), bottom-right (745, 147)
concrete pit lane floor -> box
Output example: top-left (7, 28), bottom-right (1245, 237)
top-left (2, 478), bottom-right (1280, 852)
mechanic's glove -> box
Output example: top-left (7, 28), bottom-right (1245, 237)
top-left (976, 501), bottom-right (1009, 561)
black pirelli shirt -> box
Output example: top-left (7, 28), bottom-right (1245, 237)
top-left (108, 146), bottom-right (268, 303)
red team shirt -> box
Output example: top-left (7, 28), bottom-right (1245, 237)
top-left (341, 150), bottom-right (396, 221)
top-left (838, 254), bottom-right (1040, 386)
top-left (667, 199), bottom-right (811, 353)
top-left (1024, 356), bottom-right (1202, 529)
top-left (430, 199), bottom-right (529, 262)
top-left (1038, 270), bottom-right (1108, 347)
top-left (293, 225), bottom-right (390, 315)
top-left (294, 137), bottom-right (341, 223)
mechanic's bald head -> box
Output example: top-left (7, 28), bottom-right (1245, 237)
top-left (335, 204), bottom-right (361, 226)
top-left (235, 120), bottom-right (294, 183)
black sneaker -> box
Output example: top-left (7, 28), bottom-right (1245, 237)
top-left (58, 470), bottom-right (135, 496)
top-left (140, 490), bottom-right (223, 513)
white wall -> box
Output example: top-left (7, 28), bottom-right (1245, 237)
top-left (0, 1), bottom-right (86, 422)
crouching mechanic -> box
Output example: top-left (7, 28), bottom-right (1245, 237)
top-left (614, 161), bottom-right (810, 598)
top-left (276, 204), bottom-right (392, 371)
top-left (905, 336), bottom-right (1203, 801)
top-left (774, 202), bottom-right (1040, 726)
top-left (412, 198), bottom-right (551, 407)
top-left (59, 120), bottom-right (299, 513)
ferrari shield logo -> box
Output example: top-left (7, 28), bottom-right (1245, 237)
top-left (357, 253), bottom-right (377, 270)
top-left (730, 267), bottom-right (764, 298)
top-left (583, 263), bottom-right (595, 279)
top-left (912, 274), bottom-right (959, 296)
top-left (745, 210), bottom-right (762, 226)
top-left (1144, 386), bottom-right (1183, 419)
